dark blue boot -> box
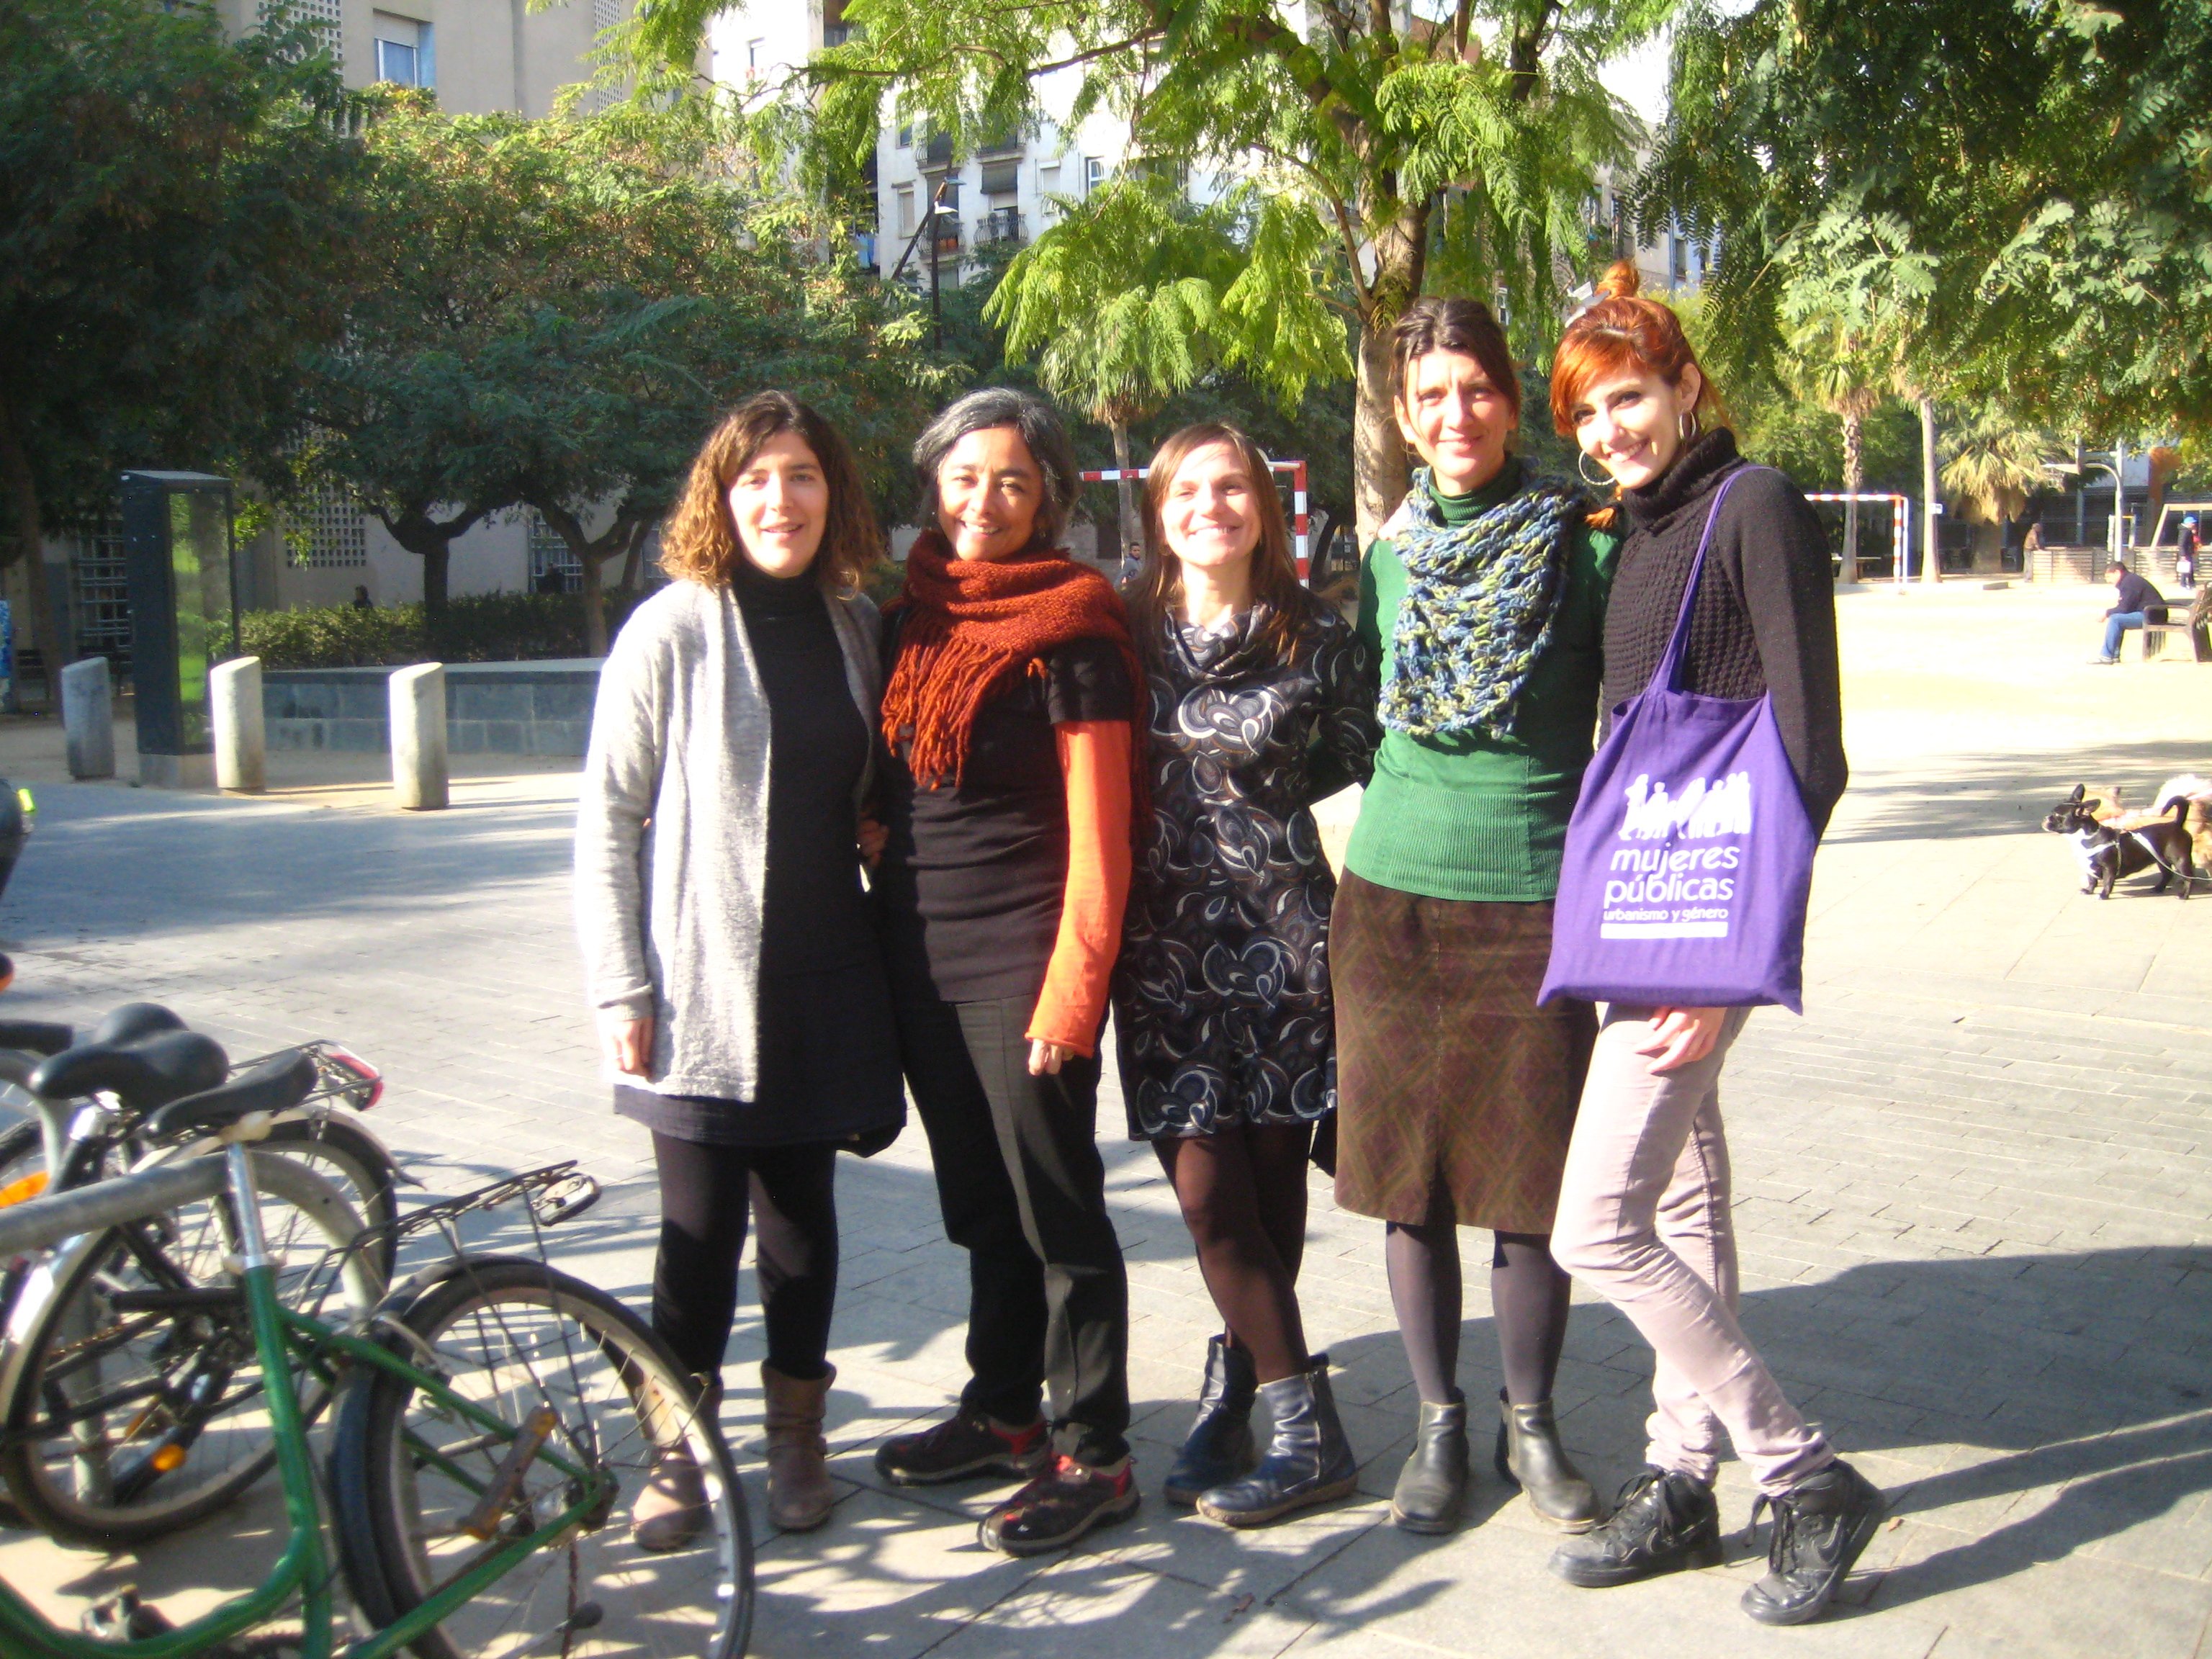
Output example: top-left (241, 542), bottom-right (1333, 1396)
top-left (1161, 1336), bottom-right (1257, 1506)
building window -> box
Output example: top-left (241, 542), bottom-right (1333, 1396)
top-left (372, 12), bottom-right (432, 88)
top-left (894, 184), bottom-right (916, 238)
top-left (527, 513), bottom-right (583, 594)
top-left (896, 125), bottom-right (912, 148)
top-left (1084, 156), bottom-right (1106, 195)
top-left (69, 518), bottom-right (133, 666)
top-left (1038, 163), bottom-right (1061, 221)
top-left (745, 37), bottom-right (765, 78)
top-left (284, 486), bottom-right (369, 570)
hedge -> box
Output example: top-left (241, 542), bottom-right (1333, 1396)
top-left (211, 591), bottom-right (649, 669)
top-left (215, 564), bottom-right (909, 670)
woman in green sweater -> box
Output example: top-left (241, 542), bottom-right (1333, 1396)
top-left (1335, 296), bottom-right (1617, 1536)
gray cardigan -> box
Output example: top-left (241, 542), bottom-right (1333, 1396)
top-left (574, 577), bottom-right (883, 1100)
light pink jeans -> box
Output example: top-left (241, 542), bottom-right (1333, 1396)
top-left (1551, 1005), bottom-right (1833, 1494)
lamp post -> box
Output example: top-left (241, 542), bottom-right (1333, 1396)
top-left (2044, 456), bottom-right (2125, 568)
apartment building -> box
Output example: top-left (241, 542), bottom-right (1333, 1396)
top-left (50, 0), bottom-right (638, 669)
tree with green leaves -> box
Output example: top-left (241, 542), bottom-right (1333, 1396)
top-left (629, 0), bottom-right (1664, 540)
top-left (305, 99), bottom-right (948, 649)
top-left (0, 0), bottom-right (360, 667)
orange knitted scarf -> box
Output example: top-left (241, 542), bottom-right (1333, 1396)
top-left (882, 531), bottom-right (1144, 796)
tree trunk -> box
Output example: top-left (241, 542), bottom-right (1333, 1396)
top-left (1840, 409), bottom-right (1863, 583)
top-left (0, 390), bottom-right (60, 680)
top-left (421, 541), bottom-right (451, 613)
top-left (1918, 397), bottom-right (1939, 585)
top-left (1351, 205), bottom-right (1429, 547)
top-left (579, 543), bottom-right (608, 657)
top-left (1110, 421), bottom-right (1140, 565)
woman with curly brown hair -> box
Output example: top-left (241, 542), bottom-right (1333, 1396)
top-left (576, 389), bottom-right (903, 1545)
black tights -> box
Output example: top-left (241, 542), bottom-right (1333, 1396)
top-left (649, 1132), bottom-right (840, 1385)
top-left (1154, 1123), bottom-right (1313, 1385)
top-left (1385, 1192), bottom-right (1571, 1407)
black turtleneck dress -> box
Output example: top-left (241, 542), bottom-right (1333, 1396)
top-left (612, 561), bottom-right (904, 1147)
top-left (1603, 428), bottom-right (1848, 833)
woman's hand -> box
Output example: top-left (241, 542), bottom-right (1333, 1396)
top-left (1635, 1007), bottom-right (1727, 1075)
top-left (1028, 1039), bottom-right (1071, 1077)
top-left (857, 814), bottom-right (889, 868)
top-left (599, 1011), bottom-right (654, 1079)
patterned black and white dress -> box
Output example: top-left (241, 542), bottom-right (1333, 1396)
top-left (1112, 601), bottom-right (1382, 1138)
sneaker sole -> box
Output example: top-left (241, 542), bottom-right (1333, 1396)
top-left (1740, 1499), bottom-right (1889, 1626)
top-left (1550, 1533), bottom-right (1725, 1588)
top-left (979, 1488), bottom-right (1141, 1557)
top-left (875, 1451), bottom-right (1050, 1488)
top-left (1197, 1473), bottom-right (1359, 1529)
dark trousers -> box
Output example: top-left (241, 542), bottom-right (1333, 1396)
top-left (649, 1133), bottom-right (840, 1385)
top-left (895, 992), bottom-right (1130, 1465)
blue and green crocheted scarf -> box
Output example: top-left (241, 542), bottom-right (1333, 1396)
top-left (1379, 467), bottom-right (1585, 740)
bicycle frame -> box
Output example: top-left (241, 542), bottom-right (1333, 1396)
top-left (0, 1142), bottom-right (615, 1659)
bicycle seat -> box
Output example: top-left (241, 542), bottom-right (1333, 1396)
top-left (143, 1051), bottom-right (318, 1144)
top-left (0, 1020), bottom-right (73, 1057)
top-left (30, 1030), bottom-right (230, 1110)
top-left (91, 1003), bottom-right (186, 1046)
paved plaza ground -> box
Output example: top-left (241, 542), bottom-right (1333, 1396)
top-left (0, 580), bottom-right (2207, 1657)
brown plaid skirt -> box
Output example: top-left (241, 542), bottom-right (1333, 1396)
top-left (1331, 871), bottom-right (1597, 1231)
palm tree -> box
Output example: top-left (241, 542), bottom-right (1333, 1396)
top-left (1784, 303), bottom-right (1884, 579)
top-left (986, 179), bottom-right (1238, 557)
top-left (1941, 412), bottom-right (2054, 536)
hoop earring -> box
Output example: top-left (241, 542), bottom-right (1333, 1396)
top-left (1678, 410), bottom-right (1699, 444)
top-left (1578, 451), bottom-right (1614, 489)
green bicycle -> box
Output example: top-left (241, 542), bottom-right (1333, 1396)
top-left (0, 1051), bottom-right (753, 1659)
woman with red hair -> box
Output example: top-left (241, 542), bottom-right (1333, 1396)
top-left (1542, 261), bottom-right (1879, 1626)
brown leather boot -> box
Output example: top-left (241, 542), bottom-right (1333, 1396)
top-left (631, 1374), bottom-right (721, 1552)
top-left (762, 1362), bottom-right (837, 1531)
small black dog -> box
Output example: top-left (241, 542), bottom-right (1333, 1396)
top-left (2044, 791), bottom-right (2197, 899)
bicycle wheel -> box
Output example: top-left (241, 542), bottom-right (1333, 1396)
top-left (0, 1151), bottom-right (379, 1547)
top-left (174, 1112), bottom-right (400, 1284)
top-left (331, 1257), bottom-right (751, 1659)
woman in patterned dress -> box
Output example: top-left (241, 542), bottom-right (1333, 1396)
top-left (1112, 423), bottom-right (1381, 1527)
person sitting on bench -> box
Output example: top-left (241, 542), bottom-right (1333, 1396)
top-left (2092, 562), bottom-right (2169, 664)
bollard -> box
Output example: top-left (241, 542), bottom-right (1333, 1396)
top-left (390, 662), bottom-right (449, 811)
top-left (211, 656), bottom-right (266, 793)
top-left (60, 658), bottom-right (117, 781)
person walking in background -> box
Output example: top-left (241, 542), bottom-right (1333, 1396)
top-left (869, 387), bottom-right (1146, 1556)
top-left (575, 391), bottom-right (905, 1544)
top-left (1114, 423), bottom-right (1380, 1528)
top-left (1333, 295), bottom-right (1618, 1538)
top-left (1545, 261), bottom-right (1881, 1626)
top-left (2091, 559), bottom-right (2169, 663)
top-left (2175, 515), bottom-right (2198, 591)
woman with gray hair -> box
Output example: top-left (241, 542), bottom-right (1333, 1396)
top-left (869, 387), bottom-right (1147, 1555)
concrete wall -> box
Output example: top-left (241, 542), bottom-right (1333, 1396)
top-left (264, 660), bottom-right (599, 756)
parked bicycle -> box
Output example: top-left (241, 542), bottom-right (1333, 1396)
top-left (0, 1055), bottom-right (752, 1658)
top-left (0, 1007), bottom-right (400, 1543)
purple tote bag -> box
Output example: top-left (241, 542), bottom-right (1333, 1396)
top-left (1540, 470), bottom-right (1817, 1013)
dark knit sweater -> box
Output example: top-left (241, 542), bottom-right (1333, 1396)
top-left (1602, 428), bottom-right (1848, 833)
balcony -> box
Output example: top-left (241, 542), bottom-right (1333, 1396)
top-left (976, 207), bottom-right (1027, 248)
top-left (927, 211), bottom-right (964, 259)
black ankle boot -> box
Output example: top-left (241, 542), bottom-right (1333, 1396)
top-left (1740, 1460), bottom-right (1887, 1625)
top-left (1161, 1336), bottom-right (1258, 1506)
top-left (1389, 1390), bottom-right (1468, 1534)
top-left (1195, 1356), bottom-right (1359, 1528)
top-left (1494, 1391), bottom-right (1600, 1532)
top-left (1549, 1465), bottom-right (1722, 1587)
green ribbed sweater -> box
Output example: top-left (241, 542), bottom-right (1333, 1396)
top-left (1344, 463), bottom-right (1619, 903)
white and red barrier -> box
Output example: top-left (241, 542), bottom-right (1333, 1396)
top-left (1081, 459), bottom-right (1313, 578)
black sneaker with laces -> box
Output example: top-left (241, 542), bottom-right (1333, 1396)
top-left (1547, 1465), bottom-right (1723, 1588)
top-left (979, 1455), bottom-right (1139, 1556)
top-left (1740, 1460), bottom-right (1887, 1625)
top-left (873, 1409), bottom-right (1049, 1486)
